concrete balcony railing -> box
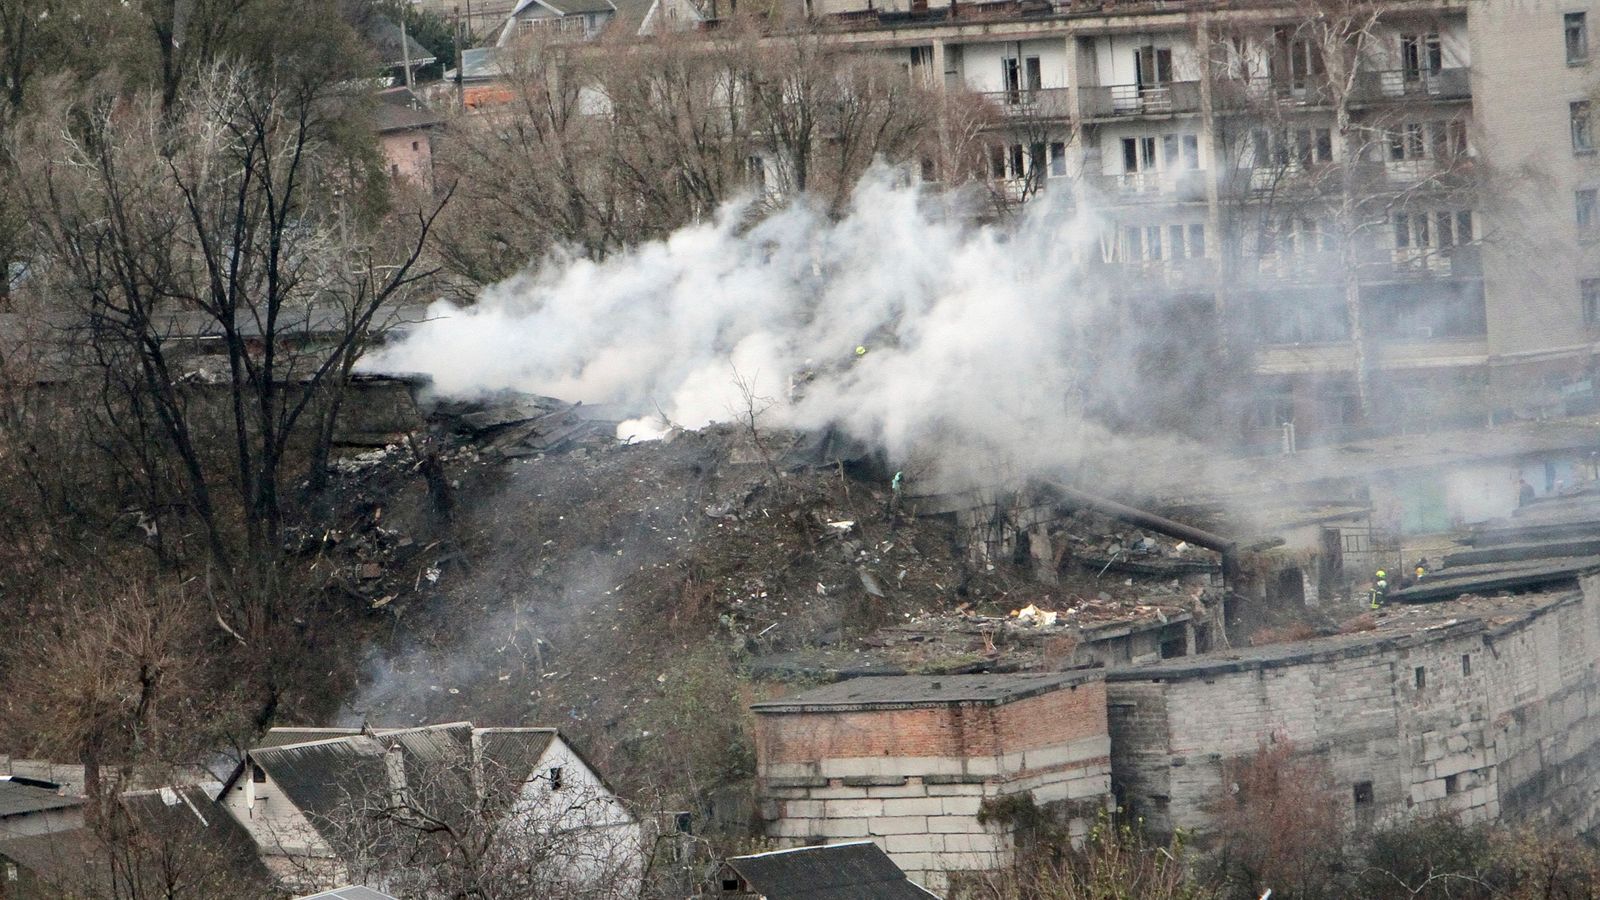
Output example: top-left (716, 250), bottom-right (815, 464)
top-left (1080, 81), bottom-right (1201, 118)
top-left (1353, 68), bottom-right (1471, 103)
top-left (980, 87), bottom-right (1072, 120)
top-left (1213, 77), bottom-right (1333, 110)
top-left (1093, 169), bottom-right (1208, 202)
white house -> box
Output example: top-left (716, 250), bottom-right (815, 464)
top-left (219, 723), bottom-right (642, 898)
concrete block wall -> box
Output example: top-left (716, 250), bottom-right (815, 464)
top-left (755, 680), bottom-right (1112, 892)
top-left (1107, 578), bottom-right (1600, 841)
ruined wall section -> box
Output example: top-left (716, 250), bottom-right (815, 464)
top-left (754, 679), bottom-right (1111, 893)
top-left (1107, 578), bottom-right (1600, 839)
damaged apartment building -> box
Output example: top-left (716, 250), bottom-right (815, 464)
top-left (744, 0), bottom-right (1595, 444)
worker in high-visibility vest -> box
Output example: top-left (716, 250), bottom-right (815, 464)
top-left (1370, 570), bottom-right (1389, 610)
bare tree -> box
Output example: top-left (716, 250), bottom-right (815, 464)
top-left (9, 66), bottom-right (446, 724)
top-left (1207, 2), bottom-right (1479, 424)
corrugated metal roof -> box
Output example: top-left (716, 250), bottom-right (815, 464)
top-left (256, 727), bottom-right (366, 748)
top-left (0, 779), bottom-right (81, 817)
top-left (728, 842), bottom-right (943, 900)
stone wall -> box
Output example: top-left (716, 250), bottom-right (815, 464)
top-left (1106, 575), bottom-right (1600, 839)
top-left (754, 677), bottom-right (1112, 892)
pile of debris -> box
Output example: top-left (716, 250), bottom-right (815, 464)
top-left (434, 394), bottom-right (621, 459)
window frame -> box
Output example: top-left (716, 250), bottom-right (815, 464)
top-left (1569, 11), bottom-right (1590, 65)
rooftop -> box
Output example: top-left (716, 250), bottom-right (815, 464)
top-left (751, 671), bottom-right (1102, 713)
top-left (1106, 588), bottom-right (1579, 681)
top-left (727, 841), bottom-right (942, 900)
top-left (0, 778), bottom-right (81, 818)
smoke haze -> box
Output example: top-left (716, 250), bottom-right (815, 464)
top-left (370, 172), bottom-right (1195, 490)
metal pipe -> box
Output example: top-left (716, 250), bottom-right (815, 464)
top-left (1043, 481), bottom-right (1237, 554)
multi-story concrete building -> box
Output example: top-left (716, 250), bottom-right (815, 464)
top-left (801, 0), bottom-right (1598, 445)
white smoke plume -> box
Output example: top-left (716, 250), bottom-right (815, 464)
top-left (370, 171), bottom-right (1189, 491)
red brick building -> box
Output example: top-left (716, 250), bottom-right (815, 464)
top-left (751, 673), bottom-right (1111, 892)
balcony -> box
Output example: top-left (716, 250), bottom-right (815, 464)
top-left (1092, 169), bottom-right (1207, 202)
top-left (1080, 81), bottom-right (1200, 118)
top-left (980, 87), bottom-right (1072, 121)
top-left (1118, 256), bottom-right (1218, 290)
top-left (1214, 77), bottom-right (1333, 110)
top-left (1353, 68), bottom-right (1471, 104)
top-left (1365, 244), bottom-right (1482, 281)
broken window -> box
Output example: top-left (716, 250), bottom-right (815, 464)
top-left (1583, 278), bottom-right (1600, 326)
top-left (1574, 101), bottom-right (1594, 153)
top-left (1030, 143), bottom-right (1048, 180)
top-left (1401, 33), bottom-right (1443, 83)
top-left (252, 764), bottom-right (267, 784)
top-left (1444, 773), bottom-right (1459, 794)
top-left (1569, 12), bottom-right (1589, 64)
top-left (1414, 666), bottom-right (1427, 689)
top-left (548, 766), bottom-right (564, 790)
top-left (1353, 781), bottom-right (1374, 805)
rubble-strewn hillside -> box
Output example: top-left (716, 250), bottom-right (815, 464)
top-left (311, 394), bottom-right (1270, 817)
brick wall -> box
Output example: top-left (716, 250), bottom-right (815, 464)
top-left (1108, 576), bottom-right (1600, 839)
top-left (754, 679), bottom-right (1112, 892)
top-left (756, 681), bottom-right (1107, 768)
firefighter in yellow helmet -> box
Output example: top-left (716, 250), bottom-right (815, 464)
top-left (1370, 569), bottom-right (1389, 610)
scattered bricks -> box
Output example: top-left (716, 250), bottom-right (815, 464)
top-left (886, 833), bottom-right (945, 854)
top-left (822, 798), bottom-right (883, 818)
top-left (880, 797), bottom-right (945, 817)
top-left (843, 775), bottom-right (910, 787)
top-left (941, 796), bottom-right (983, 816)
top-left (868, 816), bottom-right (929, 835)
top-left (927, 815), bottom-right (983, 834)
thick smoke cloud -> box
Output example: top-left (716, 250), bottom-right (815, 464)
top-left (370, 171), bottom-right (1186, 490)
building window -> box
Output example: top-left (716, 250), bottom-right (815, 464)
top-left (1401, 33), bottom-right (1443, 82)
top-left (1462, 653), bottom-right (1472, 676)
top-left (1414, 666), bottom-right (1427, 689)
top-left (1444, 773), bottom-right (1460, 794)
top-left (251, 764), bottom-right (267, 784)
top-left (1135, 45), bottom-right (1174, 86)
top-left (1353, 781), bottom-right (1374, 805)
top-left (1583, 278), bottom-right (1600, 325)
top-left (548, 766), bottom-right (564, 790)
top-left (1049, 142), bottom-right (1067, 177)
top-left (1389, 122), bottom-right (1427, 161)
top-left (411, 140), bottom-right (420, 151)
top-left (1580, 189), bottom-right (1598, 234)
top-left (1002, 55), bottom-right (1042, 103)
top-left (1569, 12), bottom-right (1589, 64)
top-left (1574, 101), bottom-right (1594, 153)
top-left (1188, 222), bottom-right (1207, 257)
